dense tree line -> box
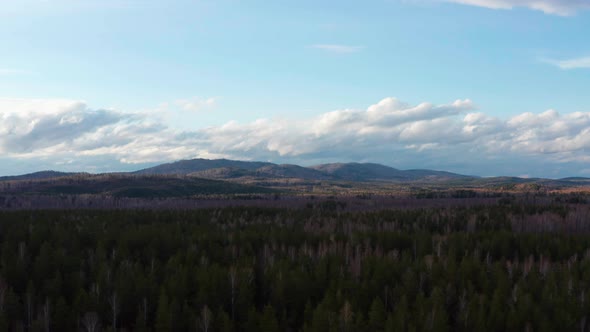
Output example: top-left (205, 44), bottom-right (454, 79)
top-left (0, 203), bottom-right (589, 331)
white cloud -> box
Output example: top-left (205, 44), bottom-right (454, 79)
top-left (544, 56), bottom-right (590, 70)
top-left (442, 0), bottom-right (590, 15)
top-left (310, 44), bottom-right (364, 54)
top-left (2, 96), bottom-right (590, 177)
top-left (0, 98), bottom-right (142, 154)
top-left (174, 97), bottom-right (217, 112)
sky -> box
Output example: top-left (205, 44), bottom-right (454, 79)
top-left (1, 0), bottom-right (590, 178)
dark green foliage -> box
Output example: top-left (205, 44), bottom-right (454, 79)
top-left (368, 297), bottom-right (386, 332)
top-left (155, 290), bottom-right (170, 332)
top-left (259, 305), bottom-right (280, 332)
top-left (0, 203), bottom-right (589, 331)
top-left (2, 175), bottom-right (274, 197)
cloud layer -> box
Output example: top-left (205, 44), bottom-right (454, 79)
top-left (443, 0), bottom-right (590, 15)
top-left (1, 97), bottom-right (590, 177)
top-left (545, 56), bottom-right (590, 70)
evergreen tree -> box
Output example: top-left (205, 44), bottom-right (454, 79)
top-left (134, 309), bottom-right (148, 332)
top-left (368, 297), bottom-right (386, 332)
top-left (243, 307), bottom-right (259, 332)
top-left (215, 309), bottom-right (233, 332)
top-left (259, 305), bottom-right (280, 332)
top-left (0, 312), bottom-right (7, 332)
top-left (155, 290), bottom-right (171, 332)
top-left (429, 288), bottom-right (449, 332)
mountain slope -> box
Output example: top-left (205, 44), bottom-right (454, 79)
top-left (188, 167), bottom-right (256, 179)
top-left (0, 175), bottom-right (273, 197)
top-left (0, 158), bottom-right (494, 185)
top-left (130, 159), bottom-right (475, 182)
top-left (134, 158), bottom-right (273, 175)
top-left (0, 171), bottom-right (79, 181)
top-left (309, 163), bottom-right (470, 181)
top-left (403, 169), bottom-right (474, 181)
top-left (311, 163), bottom-right (407, 181)
top-left (255, 164), bottom-right (334, 180)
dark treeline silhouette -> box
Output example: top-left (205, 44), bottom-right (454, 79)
top-left (1, 201), bottom-right (590, 331)
top-left (2, 190), bottom-right (587, 211)
top-left (0, 193), bottom-right (504, 211)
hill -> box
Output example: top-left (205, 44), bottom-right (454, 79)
top-left (311, 162), bottom-right (469, 181)
top-left (4, 159), bottom-right (590, 195)
top-left (135, 158), bottom-right (273, 175)
top-left (134, 159), bottom-right (473, 182)
top-left (0, 174), bottom-right (273, 198)
top-left (0, 170), bottom-right (78, 181)
top-left (255, 164), bottom-right (334, 180)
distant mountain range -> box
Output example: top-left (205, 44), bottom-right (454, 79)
top-left (2, 158), bottom-right (590, 187)
top-left (133, 158), bottom-right (472, 182)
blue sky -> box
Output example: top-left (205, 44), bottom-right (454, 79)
top-left (1, 0), bottom-right (590, 177)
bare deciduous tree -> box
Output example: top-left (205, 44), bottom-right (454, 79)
top-left (229, 266), bottom-right (237, 320)
top-left (25, 289), bottom-right (33, 330)
top-left (42, 298), bottom-right (50, 332)
top-left (81, 312), bottom-right (100, 332)
top-left (108, 291), bottom-right (120, 331)
top-left (141, 297), bottom-right (149, 325)
top-left (198, 305), bottom-right (212, 332)
top-left (339, 300), bottom-right (353, 332)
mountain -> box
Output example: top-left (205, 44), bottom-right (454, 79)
top-left (0, 170), bottom-right (79, 181)
top-left (403, 169), bottom-right (474, 181)
top-left (0, 158), bottom-right (500, 185)
top-left (188, 167), bottom-right (256, 179)
top-left (134, 158), bottom-right (273, 175)
top-left (310, 163), bottom-right (469, 181)
top-left (0, 174), bottom-right (273, 197)
top-left (255, 164), bottom-right (334, 180)
top-left (3, 159), bottom-right (590, 195)
top-left (187, 164), bottom-right (338, 180)
top-left (311, 163), bottom-right (407, 181)
top-left (560, 177), bottom-right (590, 182)
top-left (134, 159), bottom-right (471, 182)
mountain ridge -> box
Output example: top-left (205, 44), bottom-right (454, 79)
top-left (135, 159), bottom-right (470, 182)
top-left (2, 158), bottom-right (589, 185)
top-left (0, 170), bottom-right (83, 181)
top-left (133, 158), bottom-right (274, 175)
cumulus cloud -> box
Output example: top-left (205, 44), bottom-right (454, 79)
top-left (2, 97), bottom-right (590, 177)
top-left (310, 44), bottom-right (364, 54)
top-left (442, 0), bottom-right (590, 15)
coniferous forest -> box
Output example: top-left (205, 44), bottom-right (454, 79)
top-left (1, 199), bottom-right (590, 331)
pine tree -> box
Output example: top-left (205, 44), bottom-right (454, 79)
top-left (244, 307), bottom-right (259, 332)
top-left (429, 288), bottom-right (449, 332)
top-left (306, 304), bottom-right (331, 332)
top-left (216, 309), bottom-right (233, 332)
top-left (389, 295), bottom-right (408, 332)
top-left (52, 297), bottom-right (72, 332)
top-left (259, 305), bottom-right (280, 332)
top-left (155, 290), bottom-right (171, 332)
top-left (368, 297), bottom-right (386, 332)
top-left (134, 309), bottom-right (148, 332)
top-left (0, 312), bottom-right (8, 332)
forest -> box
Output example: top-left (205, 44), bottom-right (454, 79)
top-left (0, 198), bottom-right (590, 331)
